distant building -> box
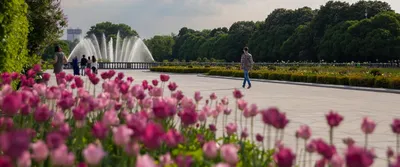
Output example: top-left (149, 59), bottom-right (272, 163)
top-left (67, 28), bottom-right (82, 42)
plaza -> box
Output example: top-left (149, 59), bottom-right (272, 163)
top-left (49, 69), bottom-right (399, 166)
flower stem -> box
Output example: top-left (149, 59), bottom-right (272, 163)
top-left (397, 134), bottom-right (399, 153)
top-left (329, 127), bottom-right (333, 145)
top-left (365, 134), bottom-right (368, 149)
top-left (267, 125), bottom-right (271, 150)
top-left (303, 139), bottom-right (307, 167)
top-left (250, 117), bottom-right (254, 143)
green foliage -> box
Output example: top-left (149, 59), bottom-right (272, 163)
top-left (162, 1), bottom-right (397, 63)
top-left (25, 0), bottom-right (67, 56)
top-left (42, 40), bottom-right (71, 60)
top-left (144, 35), bottom-right (175, 62)
top-left (87, 22), bottom-right (138, 40)
top-left (0, 0), bottom-right (30, 72)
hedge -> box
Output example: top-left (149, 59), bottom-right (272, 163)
top-left (0, 0), bottom-right (30, 73)
top-left (150, 66), bottom-right (400, 89)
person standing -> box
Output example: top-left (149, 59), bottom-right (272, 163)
top-left (91, 56), bottom-right (98, 74)
top-left (240, 47), bottom-right (254, 89)
top-left (80, 55), bottom-right (88, 76)
top-left (87, 57), bottom-right (92, 71)
top-left (53, 45), bottom-right (67, 75)
top-left (72, 57), bottom-right (80, 75)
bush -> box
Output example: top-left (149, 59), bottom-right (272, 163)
top-left (374, 77), bottom-right (390, 88)
top-left (389, 78), bottom-right (400, 89)
top-left (267, 66), bottom-right (277, 71)
top-left (288, 67), bottom-right (298, 71)
top-left (0, 0), bottom-right (30, 73)
top-left (369, 69), bottom-right (382, 76)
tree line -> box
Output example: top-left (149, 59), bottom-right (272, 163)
top-left (144, 1), bottom-right (400, 63)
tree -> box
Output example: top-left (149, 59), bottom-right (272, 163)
top-left (0, 0), bottom-right (30, 72)
top-left (25, 0), bottom-right (67, 56)
top-left (86, 22), bottom-right (139, 40)
top-left (144, 35), bottom-right (175, 61)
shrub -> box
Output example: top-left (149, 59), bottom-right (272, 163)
top-left (389, 77), bottom-right (400, 89)
top-left (336, 76), bottom-right (350, 85)
top-left (0, 0), bottom-right (30, 73)
top-left (307, 75), bottom-right (317, 83)
top-left (291, 74), bottom-right (307, 82)
top-left (369, 69), bottom-right (382, 76)
top-left (267, 66), bottom-right (277, 71)
top-left (288, 67), bottom-right (298, 71)
top-left (349, 76), bottom-right (375, 87)
top-left (374, 77), bottom-right (390, 88)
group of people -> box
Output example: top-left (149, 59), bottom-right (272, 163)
top-left (71, 55), bottom-right (98, 76)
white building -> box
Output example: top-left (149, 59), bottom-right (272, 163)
top-left (67, 28), bottom-right (82, 42)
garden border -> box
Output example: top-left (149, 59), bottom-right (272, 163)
top-left (197, 74), bottom-right (400, 94)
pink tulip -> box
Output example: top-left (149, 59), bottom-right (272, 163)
top-left (92, 122), bottom-right (108, 139)
top-left (223, 108), bottom-right (232, 115)
top-left (326, 111), bottom-right (344, 128)
top-left (152, 79), bottom-right (159, 86)
top-left (214, 163), bottom-right (231, 167)
top-left (391, 119), bottom-right (400, 134)
top-left (220, 144), bottom-right (239, 165)
top-left (50, 144), bottom-right (75, 166)
top-left (52, 112), bottom-right (65, 126)
top-left (210, 92), bottom-right (217, 100)
top-left (330, 154), bottom-right (344, 167)
top-left (203, 141), bottom-right (219, 159)
top-left (83, 144), bottom-right (106, 165)
top-left (72, 106), bottom-right (87, 121)
top-left (194, 91), bottom-right (203, 102)
top-left (58, 123), bottom-right (71, 138)
top-left (345, 145), bottom-right (375, 167)
top-left (112, 125), bottom-right (133, 146)
top-left (160, 74), bottom-right (170, 82)
top-left (198, 111), bottom-right (207, 122)
top-left (221, 96), bottom-right (229, 105)
top-left (136, 154), bottom-right (157, 167)
top-left (31, 141), bottom-right (49, 162)
top-left (0, 130), bottom-right (31, 159)
top-left (0, 117), bottom-right (13, 131)
top-left (387, 147), bottom-right (394, 158)
top-left (343, 137), bottom-right (355, 147)
top-left (46, 132), bottom-right (65, 149)
top-left (297, 125), bottom-right (312, 140)
top-left (209, 124), bottom-right (217, 132)
top-left (164, 129), bottom-right (184, 148)
top-left (237, 99), bottom-right (247, 110)
top-left (225, 123), bottom-right (237, 136)
top-left (313, 139), bottom-right (336, 160)
top-left (159, 153), bottom-right (174, 166)
top-left (168, 82), bottom-right (178, 91)
top-left (1, 92), bottom-right (22, 116)
top-left (142, 123), bottom-right (164, 149)
top-left (274, 147), bottom-right (296, 167)
top-left (361, 117), bottom-right (376, 134)
top-left (0, 156), bottom-right (12, 167)
top-left (17, 151), bottom-right (31, 167)
top-left (241, 128), bottom-right (249, 139)
top-left (102, 110), bottom-right (120, 126)
top-left (180, 108), bottom-right (198, 126)
top-left (256, 133), bottom-right (264, 142)
top-left (232, 89), bottom-right (243, 99)
top-left (306, 142), bottom-right (316, 153)
top-left (117, 72), bottom-right (124, 80)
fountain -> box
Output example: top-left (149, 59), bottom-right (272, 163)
top-left (67, 32), bottom-right (155, 63)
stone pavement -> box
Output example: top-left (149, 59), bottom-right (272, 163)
top-left (48, 69), bottom-right (400, 166)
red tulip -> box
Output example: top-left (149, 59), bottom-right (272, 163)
top-left (313, 139), bottom-right (336, 160)
top-left (391, 118), bottom-right (400, 134)
top-left (232, 89), bottom-right (243, 99)
top-left (0, 156), bottom-right (12, 167)
top-left (42, 73), bottom-right (50, 82)
top-left (297, 125), bottom-right (312, 140)
top-left (180, 108), bottom-right (198, 126)
top-left (151, 79), bottom-right (159, 86)
top-left (168, 82), bottom-right (178, 91)
top-left (1, 92), bottom-right (22, 116)
top-left (46, 132), bottom-right (65, 149)
top-left (92, 122), bottom-right (108, 139)
top-left (160, 74), bottom-right (170, 82)
top-left (345, 145), bottom-right (375, 167)
top-left (117, 72), bottom-right (124, 80)
top-left (361, 117), bottom-right (376, 134)
top-left (34, 104), bottom-right (51, 122)
top-left (274, 147), bottom-right (296, 167)
top-left (326, 111), bottom-right (343, 128)
top-left (0, 130), bottom-right (31, 159)
top-left (141, 123), bottom-right (164, 149)
top-left (164, 129), bottom-right (184, 148)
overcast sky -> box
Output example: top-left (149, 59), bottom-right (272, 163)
top-left (60, 0), bottom-right (400, 39)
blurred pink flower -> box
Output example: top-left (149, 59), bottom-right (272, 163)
top-left (387, 147), bottom-right (394, 158)
top-left (46, 132), bottom-right (65, 149)
top-left (117, 72), bottom-right (124, 80)
top-left (237, 99), bottom-right (247, 110)
top-left (313, 139), bottom-right (336, 160)
top-left (52, 112), bottom-right (65, 126)
top-left (72, 106), bottom-right (87, 121)
top-left (297, 125), bottom-right (312, 140)
top-left (345, 145), bottom-right (375, 167)
top-left (17, 151), bottom-right (31, 167)
top-left (50, 144), bottom-right (75, 166)
top-left (180, 108), bottom-right (198, 126)
top-left (102, 110), bottom-right (120, 126)
top-left (194, 91), bottom-right (203, 102)
top-left (210, 92), bottom-right (217, 100)
top-left (326, 111), bottom-right (344, 128)
top-left (160, 74), bottom-right (170, 82)
top-left (112, 125), bottom-right (133, 146)
top-left (0, 117), bottom-right (13, 131)
top-left (168, 82), bottom-right (178, 91)
top-left (221, 96), bottom-right (229, 105)
top-left (58, 123), bottom-right (71, 138)
top-left (256, 133), bottom-right (264, 142)
top-left (0, 130), bottom-right (31, 159)
top-left (274, 147), bottom-right (296, 167)
top-left (391, 118), bottom-right (400, 134)
top-left (209, 124), bottom-right (217, 132)
top-left (198, 111), bottom-right (207, 122)
top-left (0, 156), bottom-right (12, 167)
top-left (225, 123), bottom-right (237, 136)
top-left (149, 87), bottom-right (162, 97)
top-left (31, 140), bottom-right (49, 162)
top-left (142, 123), bottom-right (164, 149)
top-left (224, 108), bottom-right (232, 115)
top-left (232, 89), bottom-right (243, 99)
top-left (83, 144), bottom-right (106, 165)
top-left (241, 128), bottom-right (249, 139)
top-left (136, 154), bottom-right (157, 167)
top-left (306, 142), bottom-right (316, 153)
top-left (1, 92), bottom-right (22, 116)
top-left (220, 144), bottom-right (239, 165)
top-left (203, 141), bottom-right (219, 159)
top-left (164, 129), bottom-right (184, 148)
top-left (160, 153), bottom-right (174, 166)
top-left (92, 122), bottom-right (108, 139)
top-left (42, 73), bottom-right (50, 82)
top-left (331, 154), bottom-right (345, 167)
top-left (152, 79), bottom-right (159, 86)
top-left (124, 142), bottom-right (140, 156)
top-left (32, 64), bottom-right (41, 72)
top-left (342, 137), bottom-right (355, 147)
top-left (361, 117), bottom-right (376, 134)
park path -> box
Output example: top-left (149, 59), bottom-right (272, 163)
top-left (48, 69), bottom-right (400, 166)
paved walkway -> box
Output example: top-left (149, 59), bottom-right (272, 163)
top-left (48, 69), bottom-right (400, 166)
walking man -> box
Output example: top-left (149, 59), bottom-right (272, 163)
top-left (240, 47), bottom-right (254, 89)
top-left (80, 55), bottom-right (88, 76)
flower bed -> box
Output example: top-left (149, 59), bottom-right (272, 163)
top-left (0, 65), bottom-right (400, 167)
top-left (150, 66), bottom-right (400, 89)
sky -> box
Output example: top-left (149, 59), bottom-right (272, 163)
top-left (60, 0), bottom-right (400, 39)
